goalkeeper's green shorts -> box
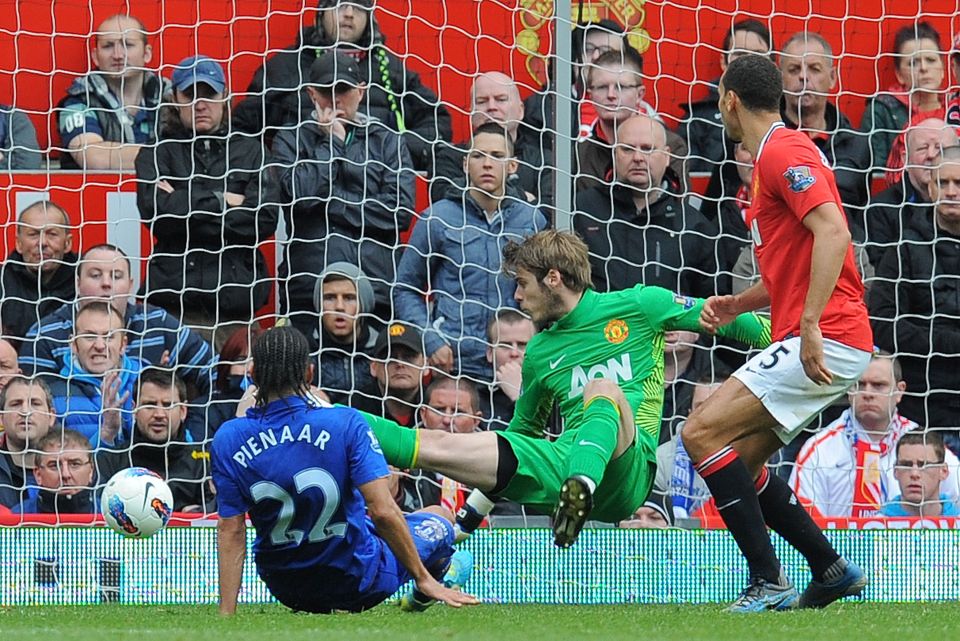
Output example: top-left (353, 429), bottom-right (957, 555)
top-left (496, 428), bottom-right (657, 523)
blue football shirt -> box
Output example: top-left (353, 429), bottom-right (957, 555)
top-left (211, 396), bottom-right (390, 582)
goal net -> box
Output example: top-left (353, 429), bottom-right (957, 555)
top-left (1, 0), bottom-right (959, 605)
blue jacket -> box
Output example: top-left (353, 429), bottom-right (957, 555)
top-left (880, 494), bottom-right (960, 517)
top-left (393, 194), bottom-right (547, 377)
top-left (48, 354), bottom-right (147, 448)
top-left (19, 301), bottom-right (216, 397)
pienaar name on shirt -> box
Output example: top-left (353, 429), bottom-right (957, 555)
top-left (231, 424), bottom-right (332, 469)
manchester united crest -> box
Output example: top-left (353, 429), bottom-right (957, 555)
top-left (604, 319), bottom-right (629, 344)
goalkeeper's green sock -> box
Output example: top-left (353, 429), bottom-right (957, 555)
top-left (355, 409), bottom-right (420, 469)
top-left (565, 394), bottom-right (620, 489)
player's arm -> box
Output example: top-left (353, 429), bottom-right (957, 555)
top-left (799, 202), bottom-right (851, 384)
top-left (359, 477), bottom-right (479, 608)
top-left (647, 288), bottom-right (771, 349)
top-left (699, 281), bottom-right (771, 335)
top-left (216, 514), bottom-right (247, 616)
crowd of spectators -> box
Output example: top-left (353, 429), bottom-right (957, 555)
top-left (1, 5), bottom-right (958, 525)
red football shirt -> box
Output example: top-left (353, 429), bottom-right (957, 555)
top-left (747, 123), bottom-right (873, 352)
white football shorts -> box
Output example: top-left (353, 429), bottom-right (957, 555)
top-left (732, 335), bottom-right (872, 444)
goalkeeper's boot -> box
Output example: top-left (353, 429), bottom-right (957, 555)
top-left (797, 558), bottom-right (867, 609)
top-left (727, 574), bottom-right (799, 613)
top-left (552, 476), bottom-right (593, 549)
top-left (399, 550), bottom-right (474, 612)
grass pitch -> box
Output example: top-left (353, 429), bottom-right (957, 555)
top-left (2, 602), bottom-right (958, 641)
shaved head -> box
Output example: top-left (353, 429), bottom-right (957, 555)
top-left (471, 71), bottom-right (524, 135)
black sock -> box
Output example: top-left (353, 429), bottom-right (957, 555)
top-left (756, 468), bottom-right (840, 581)
top-left (695, 447), bottom-right (781, 583)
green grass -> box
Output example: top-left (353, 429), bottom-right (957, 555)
top-left (2, 603), bottom-right (959, 641)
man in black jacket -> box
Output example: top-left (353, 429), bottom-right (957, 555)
top-left (136, 55), bottom-right (279, 349)
top-left (869, 146), bottom-right (960, 450)
top-left (233, 0), bottom-right (450, 172)
top-left (0, 376), bottom-right (56, 510)
top-left (862, 117), bottom-right (958, 265)
top-left (779, 33), bottom-right (871, 221)
top-left (270, 51), bottom-right (415, 332)
top-left (680, 19), bottom-right (773, 174)
top-left (0, 201), bottom-right (77, 341)
top-left (96, 368), bottom-right (214, 513)
top-left (573, 115), bottom-right (721, 298)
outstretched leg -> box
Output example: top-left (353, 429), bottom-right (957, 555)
top-left (362, 409), bottom-right (501, 490)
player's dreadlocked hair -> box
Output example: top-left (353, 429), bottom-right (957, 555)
top-left (251, 325), bottom-right (311, 407)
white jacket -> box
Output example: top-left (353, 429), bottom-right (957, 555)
top-left (789, 409), bottom-right (960, 517)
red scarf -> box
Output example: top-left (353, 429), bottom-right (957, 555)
top-left (851, 437), bottom-right (885, 517)
top-left (847, 410), bottom-right (913, 517)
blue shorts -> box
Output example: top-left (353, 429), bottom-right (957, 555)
top-left (262, 512), bottom-right (455, 613)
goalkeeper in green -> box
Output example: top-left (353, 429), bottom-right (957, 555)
top-left (366, 229), bottom-right (771, 548)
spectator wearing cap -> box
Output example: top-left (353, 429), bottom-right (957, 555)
top-left (394, 123), bottom-right (546, 379)
top-left (57, 14), bottom-right (169, 170)
top-left (618, 492), bottom-right (673, 529)
top-left (312, 261), bottom-right (378, 404)
top-left (271, 51), bottom-right (415, 335)
top-left (234, 0), bottom-right (450, 172)
top-left (350, 322), bottom-right (425, 427)
top-left (136, 55), bottom-right (279, 350)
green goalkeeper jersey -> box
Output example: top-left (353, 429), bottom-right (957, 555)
top-left (507, 285), bottom-right (771, 441)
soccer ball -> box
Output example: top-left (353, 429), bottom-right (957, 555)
top-left (101, 468), bottom-right (174, 538)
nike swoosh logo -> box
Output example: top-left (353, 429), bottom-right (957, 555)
top-left (577, 440), bottom-right (605, 451)
top-left (141, 482), bottom-right (155, 509)
top-left (549, 355), bottom-right (566, 369)
top-left (716, 498), bottom-right (742, 511)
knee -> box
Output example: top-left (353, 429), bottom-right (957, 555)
top-left (680, 415), bottom-right (710, 462)
top-left (421, 505), bottom-right (456, 524)
top-left (583, 378), bottom-right (626, 405)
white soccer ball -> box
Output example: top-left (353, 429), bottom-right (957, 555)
top-left (101, 467), bottom-right (174, 538)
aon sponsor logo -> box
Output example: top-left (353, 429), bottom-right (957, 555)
top-left (567, 354), bottom-right (633, 399)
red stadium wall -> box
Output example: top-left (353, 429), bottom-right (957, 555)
top-left (1, 0), bottom-right (958, 152)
